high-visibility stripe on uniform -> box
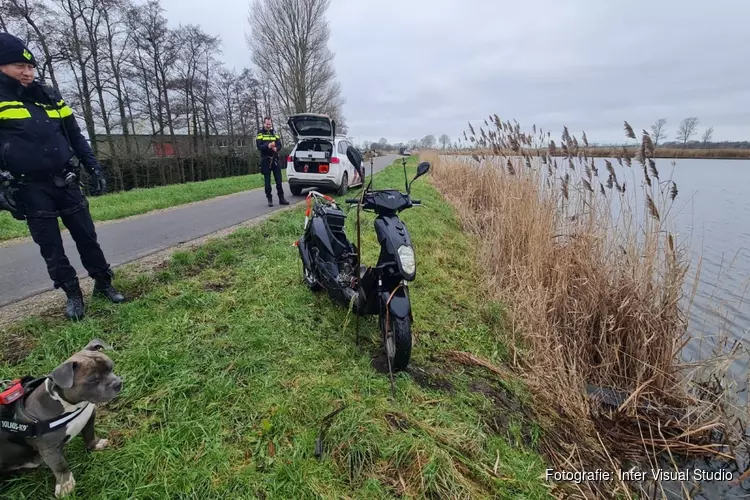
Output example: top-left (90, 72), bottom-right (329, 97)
top-left (257, 134), bottom-right (279, 141)
top-left (0, 107), bottom-right (31, 120)
top-left (0, 99), bottom-right (73, 120)
top-left (45, 106), bottom-right (73, 119)
top-left (28, 99), bottom-right (73, 119)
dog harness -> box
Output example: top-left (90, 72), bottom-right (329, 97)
top-left (0, 376), bottom-right (89, 437)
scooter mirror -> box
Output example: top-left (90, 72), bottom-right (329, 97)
top-left (408, 161), bottom-right (431, 193)
top-left (415, 161), bottom-right (431, 178)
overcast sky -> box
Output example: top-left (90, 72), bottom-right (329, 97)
top-left (158, 0), bottom-right (750, 146)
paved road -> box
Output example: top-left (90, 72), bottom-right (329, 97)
top-left (0, 155), bottom-right (399, 307)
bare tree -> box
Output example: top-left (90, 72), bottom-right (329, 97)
top-left (233, 67), bottom-right (261, 134)
top-left (650, 118), bottom-right (667, 146)
top-left (420, 135), bottom-right (436, 149)
top-left (197, 53), bottom-right (224, 153)
top-left (100, 0), bottom-right (134, 158)
top-left (676, 117), bottom-right (699, 148)
top-left (125, 0), bottom-right (180, 183)
top-left (247, 0), bottom-right (345, 125)
top-left (701, 126), bottom-right (714, 147)
top-left (56, 0), bottom-right (101, 153)
top-left (173, 24), bottom-right (219, 159)
top-left (439, 134), bottom-right (450, 149)
top-left (127, 2), bottom-right (180, 163)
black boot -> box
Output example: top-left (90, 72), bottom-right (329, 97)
top-left (92, 270), bottom-right (126, 304)
top-left (267, 196), bottom-right (273, 207)
top-left (60, 279), bottom-right (85, 321)
top-left (278, 194), bottom-right (290, 205)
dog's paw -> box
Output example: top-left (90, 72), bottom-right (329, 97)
top-left (89, 438), bottom-right (110, 451)
top-left (55, 473), bottom-right (76, 498)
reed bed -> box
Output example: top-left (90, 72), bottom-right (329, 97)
top-left (441, 146), bottom-right (750, 159)
top-left (425, 117), bottom-right (745, 498)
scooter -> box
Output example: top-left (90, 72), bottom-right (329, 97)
top-left (295, 147), bottom-right (431, 377)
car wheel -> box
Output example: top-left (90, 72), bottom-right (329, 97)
top-left (337, 172), bottom-right (349, 196)
top-left (290, 185), bottom-right (303, 196)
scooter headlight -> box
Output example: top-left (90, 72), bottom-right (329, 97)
top-left (397, 245), bottom-right (416, 276)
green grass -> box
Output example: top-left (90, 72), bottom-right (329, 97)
top-left (0, 159), bottom-right (550, 499)
top-left (0, 171), bottom-right (287, 242)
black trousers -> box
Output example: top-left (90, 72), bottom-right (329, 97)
top-left (260, 156), bottom-right (285, 199)
top-left (15, 180), bottom-right (110, 289)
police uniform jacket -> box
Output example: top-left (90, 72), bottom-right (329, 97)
top-left (0, 72), bottom-right (101, 179)
top-left (256, 127), bottom-right (283, 158)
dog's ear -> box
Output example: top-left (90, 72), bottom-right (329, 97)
top-left (49, 361), bottom-right (77, 389)
top-left (84, 338), bottom-right (112, 352)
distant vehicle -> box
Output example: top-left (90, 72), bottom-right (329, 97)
top-left (285, 113), bottom-right (364, 196)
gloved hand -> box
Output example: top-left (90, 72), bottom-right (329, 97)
top-left (88, 169), bottom-right (107, 196)
top-left (0, 172), bottom-right (25, 220)
top-left (0, 191), bottom-right (25, 220)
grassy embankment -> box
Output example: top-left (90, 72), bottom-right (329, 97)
top-left (0, 158), bottom-right (550, 499)
top-left (428, 120), bottom-right (743, 498)
top-left (0, 171), bottom-right (287, 242)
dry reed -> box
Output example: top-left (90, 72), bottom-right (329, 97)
top-left (425, 118), bottom-right (744, 498)
top-left (441, 146), bottom-right (750, 160)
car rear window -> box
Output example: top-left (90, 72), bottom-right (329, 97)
top-left (293, 118), bottom-right (332, 136)
top-left (297, 139), bottom-right (333, 154)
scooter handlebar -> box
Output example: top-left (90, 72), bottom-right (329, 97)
top-left (345, 198), bottom-right (359, 204)
top-left (410, 199), bottom-right (421, 205)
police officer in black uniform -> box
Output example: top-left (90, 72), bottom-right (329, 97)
top-left (0, 33), bottom-right (125, 320)
top-left (256, 116), bottom-right (289, 207)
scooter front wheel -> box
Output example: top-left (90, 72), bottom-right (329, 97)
top-left (382, 314), bottom-right (412, 372)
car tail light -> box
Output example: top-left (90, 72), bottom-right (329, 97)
top-left (319, 164), bottom-right (330, 174)
top-left (286, 155), bottom-right (292, 162)
top-left (330, 156), bottom-right (340, 164)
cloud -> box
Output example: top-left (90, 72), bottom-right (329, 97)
top-left (158, 0), bottom-right (750, 145)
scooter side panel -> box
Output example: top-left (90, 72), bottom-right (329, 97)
top-left (309, 217), bottom-right (337, 259)
top-left (298, 238), bottom-right (312, 271)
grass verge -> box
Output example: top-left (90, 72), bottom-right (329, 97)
top-left (0, 158), bottom-right (549, 499)
top-left (0, 171), bottom-right (287, 242)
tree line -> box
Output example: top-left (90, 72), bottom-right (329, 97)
top-left (646, 117), bottom-right (749, 149)
top-left (361, 134), bottom-right (455, 152)
top-left (0, 0), bottom-right (345, 192)
top-left (589, 118), bottom-right (747, 150)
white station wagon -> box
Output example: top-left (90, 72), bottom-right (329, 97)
top-left (285, 113), bottom-right (363, 196)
